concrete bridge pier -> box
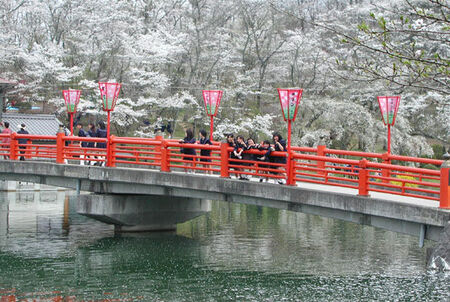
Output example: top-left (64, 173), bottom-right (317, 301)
top-left (427, 221), bottom-right (450, 272)
top-left (77, 194), bottom-right (211, 232)
top-left (0, 180), bottom-right (7, 191)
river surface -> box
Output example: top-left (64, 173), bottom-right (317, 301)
top-left (0, 189), bottom-right (448, 301)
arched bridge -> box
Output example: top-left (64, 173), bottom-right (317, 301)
top-left (0, 133), bottom-right (449, 243)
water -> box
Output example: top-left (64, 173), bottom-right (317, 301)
top-left (0, 189), bottom-right (448, 301)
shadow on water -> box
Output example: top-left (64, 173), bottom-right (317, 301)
top-left (0, 189), bottom-right (449, 301)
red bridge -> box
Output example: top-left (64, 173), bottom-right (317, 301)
top-left (1, 132), bottom-right (448, 209)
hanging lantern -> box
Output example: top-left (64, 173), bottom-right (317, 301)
top-left (62, 89), bottom-right (81, 113)
top-left (377, 96), bottom-right (401, 126)
top-left (277, 88), bottom-right (303, 121)
top-left (202, 90), bottom-right (223, 117)
top-left (98, 82), bottom-right (122, 111)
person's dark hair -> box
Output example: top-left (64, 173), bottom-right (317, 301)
top-left (186, 128), bottom-right (194, 140)
top-left (247, 138), bottom-right (255, 144)
top-left (272, 132), bottom-right (283, 140)
top-left (237, 135), bottom-right (244, 141)
top-left (226, 133), bottom-right (234, 139)
top-left (98, 121), bottom-right (105, 130)
top-left (200, 129), bottom-right (207, 138)
top-left (3, 122), bottom-right (9, 128)
top-left (77, 122), bottom-right (83, 127)
top-left (263, 140), bottom-right (271, 145)
top-left (89, 122), bottom-right (96, 131)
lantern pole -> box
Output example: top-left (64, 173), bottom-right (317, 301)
top-left (387, 124), bottom-right (391, 155)
top-left (210, 115), bottom-right (214, 142)
top-left (107, 111), bottom-right (111, 142)
top-left (287, 119), bottom-right (293, 185)
top-left (107, 110), bottom-right (111, 166)
top-left (70, 113), bottom-right (74, 136)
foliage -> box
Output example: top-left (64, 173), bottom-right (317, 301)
top-left (390, 174), bottom-right (419, 187)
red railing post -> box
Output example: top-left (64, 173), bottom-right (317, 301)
top-left (317, 145), bottom-right (326, 175)
top-left (440, 160), bottom-right (450, 209)
top-left (161, 140), bottom-right (170, 172)
top-left (56, 132), bottom-right (64, 164)
top-left (10, 132), bottom-right (18, 160)
top-left (220, 142), bottom-right (229, 178)
top-left (288, 151), bottom-right (296, 186)
top-left (154, 135), bottom-right (163, 167)
top-left (108, 135), bottom-right (116, 167)
top-left (25, 140), bottom-right (32, 159)
top-left (382, 152), bottom-right (390, 183)
top-left (358, 158), bottom-right (370, 197)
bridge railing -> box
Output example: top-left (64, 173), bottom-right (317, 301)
top-left (0, 132), bottom-right (448, 208)
top-left (291, 152), bottom-right (441, 200)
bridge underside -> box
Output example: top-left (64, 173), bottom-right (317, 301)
top-left (77, 194), bottom-right (211, 232)
top-left (0, 161), bottom-right (449, 242)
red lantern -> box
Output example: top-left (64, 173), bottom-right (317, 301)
top-left (62, 89), bottom-right (81, 135)
top-left (377, 96), bottom-right (401, 154)
top-left (377, 96), bottom-right (400, 126)
top-left (202, 90), bottom-right (223, 141)
top-left (63, 89), bottom-right (81, 113)
top-left (98, 82), bottom-right (122, 111)
top-left (202, 90), bottom-right (223, 117)
top-left (277, 88), bottom-right (303, 121)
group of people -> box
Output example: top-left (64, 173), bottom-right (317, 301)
top-left (75, 121), bottom-right (107, 166)
top-left (226, 132), bottom-right (287, 184)
top-left (1, 122), bottom-right (29, 161)
top-left (179, 128), bottom-right (287, 184)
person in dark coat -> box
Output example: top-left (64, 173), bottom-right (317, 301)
top-left (77, 123), bottom-right (89, 147)
top-left (96, 121), bottom-right (107, 148)
top-left (242, 138), bottom-right (259, 179)
top-left (198, 129), bottom-right (212, 174)
top-left (226, 133), bottom-right (239, 178)
top-left (77, 123), bottom-right (89, 165)
top-left (95, 121), bottom-right (107, 166)
top-left (233, 135), bottom-right (248, 180)
top-left (166, 122), bottom-right (173, 138)
top-left (256, 140), bottom-right (273, 182)
top-left (87, 123), bottom-right (97, 147)
top-left (87, 122), bottom-right (97, 165)
top-left (271, 132), bottom-right (287, 184)
top-left (17, 123), bottom-right (29, 161)
top-left (179, 128), bottom-right (196, 173)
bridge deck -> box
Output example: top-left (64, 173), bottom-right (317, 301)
top-left (171, 170), bottom-right (441, 209)
top-left (0, 161), bottom-right (449, 242)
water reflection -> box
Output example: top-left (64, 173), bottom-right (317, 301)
top-left (0, 189), bottom-right (449, 301)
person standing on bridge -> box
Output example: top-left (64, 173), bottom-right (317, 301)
top-left (96, 121), bottom-right (107, 166)
top-left (198, 129), bottom-right (212, 175)
top-left (271, 132), bottom-right (287, 185)
top-left (77, 123), bottom-right (89, 166)
top-left (87, 122), bottom-right (97, 165)
top-left (179, 128), bottom-right (196, 173)
top-left (1, 122), bottom-right (12, 159)
top-left (226, 133), bottom-right (239, 179)
top-left (17, 124), bottom-right (29, 161)
top-left (234, 135), bottom-right (248, 180)
top-left (256, 140), bottom-right (273, 182)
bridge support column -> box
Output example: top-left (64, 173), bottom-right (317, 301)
top-left (0, 180), bottom-right (7, 191)
top-left (76, 194), bottom-right (211, 232)
top-left (427, 221), bottom-right (450, 272)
